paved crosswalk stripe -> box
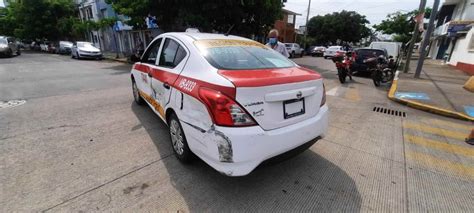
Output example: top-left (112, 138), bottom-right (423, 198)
top-left (405, 134), bottom-right (474, 157)
top-left (344, 88), bottom-right (361, 102)
top-left (425, 118), bottom-right (473, 131)
top-left (403, 122), bottom-right (468, 141)
top-left (406, 151), bottom-right (474, 179)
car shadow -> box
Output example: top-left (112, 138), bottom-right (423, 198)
top-left (131, 102), bottom-right (362, 211)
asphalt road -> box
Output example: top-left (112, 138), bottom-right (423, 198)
top-left (1, 53), bottom-right (473, 212)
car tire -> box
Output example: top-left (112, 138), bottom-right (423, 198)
top-left (168, 113), bottom-right (195, 163)
top-left (16, 49), bottom-right (21, 56)
top-left (132, 79), bottom-right (145, 105)
top-left (324, 56), bottom-right (328, 59)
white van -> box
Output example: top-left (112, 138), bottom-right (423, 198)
top-left (369, 42), bottom-right (401, 60)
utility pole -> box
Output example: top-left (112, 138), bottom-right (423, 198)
top-left (415, 0), bottom-right (440, 78)
top-left (303, 0), bottom-right (312, 50)
top-left (404, 0), bottom-right (427, 73)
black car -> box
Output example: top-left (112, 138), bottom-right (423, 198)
top-left (351, 48), bottom-right (388, 73)
top-left (309, 46), bottom-right (326, 57)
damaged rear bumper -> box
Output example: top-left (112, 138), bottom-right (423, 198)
top-left (193, 105), bottom-right (329, 176)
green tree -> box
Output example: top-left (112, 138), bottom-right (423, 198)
top-left (0, 6), bottom-right (17, 36)
top-left (306, 10), bottom-right (371, 44)
top-left (4, 0), bottom-right (77, 40)
top-left (106, 0), bottom-right (282, 36)
top-left (373, 8), bottom-right (431, 43)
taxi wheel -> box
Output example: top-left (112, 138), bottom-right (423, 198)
top-left (132, 79), bottom-right (144, 105)
top-left (168, 113), bottom-right (194, 163)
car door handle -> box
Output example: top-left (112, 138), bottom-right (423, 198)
top-left (163, 82), bottom-right (170, 89)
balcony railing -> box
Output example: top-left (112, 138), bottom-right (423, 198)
top-left (433, 21), bottom-right (450, 36)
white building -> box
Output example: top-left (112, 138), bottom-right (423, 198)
top-left (429, 0), bottom-right (474, 75)
top-left (75, 0), bottom-right (159, 56)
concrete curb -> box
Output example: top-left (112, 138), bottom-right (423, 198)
top-left (388, 71), bottom-right (474, 122)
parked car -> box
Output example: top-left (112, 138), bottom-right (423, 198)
top-left (30, 41), bottom-right (41, 51)
top-left (285, 43), bottom-right (304, 58)
top-left (58, 41), bottom-right (73, 54)
top-left (310, 46), bottom-right (326, 57)
top-left (0, 36), bottom-right (21, 57)
top-left (130, 32), bottom-right (328, 176)
top-left (39, 41), bottom-right (50, 52)
top-left (350, 48), bottom-right (388, 74)
top-left (47, 42), bottom-right (58, 53)
top-left (369, 42), bottom-right (401, 61)
top-left (323, 46), bottom-right (344, 59)
top-left (71, 42), bottom-right (103, 59)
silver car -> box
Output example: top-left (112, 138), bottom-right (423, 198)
top-left (71, 41), bottom-right (103, 60)
top-left (0, 36), bottom-right (21, 57)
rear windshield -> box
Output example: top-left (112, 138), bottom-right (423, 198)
top-left (196, 40), bottom-right (295, 70)
top-left (357, 49), bottom-right (385, 58)
top-left (285, 44), bottom-right (291, 47)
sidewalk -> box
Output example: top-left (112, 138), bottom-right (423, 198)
top-left (394, 59), bottom-right (474, 120)
top-left (102, 52), bottom-right (128, 63)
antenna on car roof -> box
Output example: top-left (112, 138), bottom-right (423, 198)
top-left (224, 24), bottom-right (235, 36)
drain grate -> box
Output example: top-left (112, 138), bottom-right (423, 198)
top-left (373, 106), bottom-right (406, 117)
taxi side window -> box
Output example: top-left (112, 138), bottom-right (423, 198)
top-left (142, 38), bottom-right (162, 64)
top-left (159, 38), bottom-right (186, 69)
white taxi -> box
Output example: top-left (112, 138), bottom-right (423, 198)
top-left (130, 32), bottom-right (328, 176)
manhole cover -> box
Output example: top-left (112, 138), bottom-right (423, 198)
top-left (0, 100), bottom-right (26, 109)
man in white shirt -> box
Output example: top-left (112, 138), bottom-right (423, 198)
top-left (265, 29), bottom-right (289, 58)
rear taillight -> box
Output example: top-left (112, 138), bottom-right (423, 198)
top-left (320, 84), bottom-right (326, 106)
top-left (199, 87), bottom-right (256, 127)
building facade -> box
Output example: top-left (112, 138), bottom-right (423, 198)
top-left (75, 0), bottom-right (159, 57)
top-left (429, 0), bottom-right (474, 75)
top-left (274, 8), bottom-right (300, 43)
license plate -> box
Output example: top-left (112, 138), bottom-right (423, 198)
top-left (283, 98), bottom-right (305, 119)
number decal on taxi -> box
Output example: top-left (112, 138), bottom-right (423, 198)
top-left (178, 79), bottom-right (197, 92)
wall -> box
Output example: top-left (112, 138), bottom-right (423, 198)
top-left (448, 28), bottom-right (474, 75)
top-left (274, 13), bottom-right (296, 43)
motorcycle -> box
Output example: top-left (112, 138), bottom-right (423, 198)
top-left (332, 51), bottom-right (353, 84)
top-left (364, 55), bottom-right (395, 87)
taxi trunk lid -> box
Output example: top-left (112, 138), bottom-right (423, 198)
top-left (218, 67), bottom-right (324, 130)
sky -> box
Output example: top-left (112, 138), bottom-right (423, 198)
top-left (284, 0), bottom-right (436, 28)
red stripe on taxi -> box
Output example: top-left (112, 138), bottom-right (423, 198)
top-left (133, 63), bottom-right (236, 99)
top-left (217, 67), bottom-right (322, 87)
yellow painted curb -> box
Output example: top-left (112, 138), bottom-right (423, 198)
top-left (388, 71), bottom-right (474, 122)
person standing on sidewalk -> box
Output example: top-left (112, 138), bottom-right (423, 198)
top-left (266, 29), bottom-right (289, 58)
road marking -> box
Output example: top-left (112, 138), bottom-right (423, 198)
top-left (405, 134), bottom-right (474, 157)
top-left (326, 86), bottom-right (339, 96)
top-left (406, 151), bottom-right (474, 179)
top-left (403, 122), bottom-right (468, 141)
top-left (425, 118), bottom-right (473, 131)
top-left (344, 87), bottom-right (361, 102)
